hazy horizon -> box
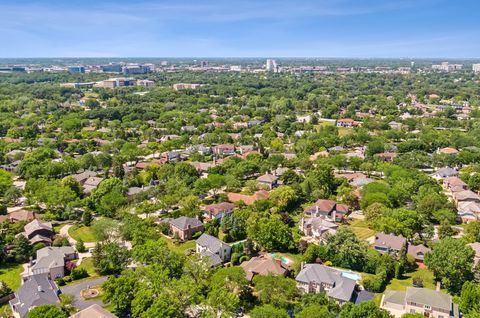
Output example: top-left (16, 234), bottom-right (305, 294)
top-left (1, 0), bottom-right (480, 58)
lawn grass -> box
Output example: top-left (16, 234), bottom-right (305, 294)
top-left (0, 303), bottom-right (12, 317)
top-left (160, 236), bottom-right (196, 255)
top-left (68, 225), bottom-right (96, 242)
top-left (338, 127), bottom-right (353, 137)
top-left (65, 258), bottom-right (100, 286)
top-left (386, 268), bottom-right (435, 292)
top-left (0, 263), bottom-right (23, 290)
top-left (76, 258), bottom-right (98, 278)
top-left (346, 219), bottom-right (376, 241)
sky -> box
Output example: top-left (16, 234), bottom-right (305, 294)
top-left (1, 0), bottom-right (480, 58)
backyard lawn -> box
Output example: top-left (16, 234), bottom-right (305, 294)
top-left (0, 263), bottom-right (23, 290)
top-left (76, 258), bottom-right (98, 278)
top-left (68, 225), bottom-right (96, 242)
top-left (160, 236), bottom-right (196, 255)
top-left (386, 268), bottom-right (436, 292)
top-left (346, 219), bottom-right (376, 241)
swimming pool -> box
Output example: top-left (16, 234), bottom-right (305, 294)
top-left (268, 253), bottom-right (290, 265)
top-left (341, 271), bottom-right (361, 281)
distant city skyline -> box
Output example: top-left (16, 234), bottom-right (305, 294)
top-left (1, 0), bottom-right (480, 58)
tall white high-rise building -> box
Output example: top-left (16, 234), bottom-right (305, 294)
top-left (473, 64), bottom-right (480, 73)
top-left (266, 59), bottom-right (277, 72)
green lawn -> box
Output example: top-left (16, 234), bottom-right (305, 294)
top-left (68, 225), bottom-right (96, 242)
top-left (346, 220), bottom-right (376, 241)
top-left (0, 303), bottom-right (12, 317)
top-left (0, 263), bottom-right (23, 290)
top-left (76, 258), bottom-right (98, 278)
top-left (160, 236), bottom-right (196, 255)
top-left (386, 268), bottom-right (435, 292)
top-left (65, 258), bottom-right (100, 286)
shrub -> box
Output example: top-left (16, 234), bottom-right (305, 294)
top-left (63, 275), bottom-right (72, 283)
top-left (71, 268), bottom-right (89, 280)
top-left (192, 231), bottom-right (202, 239)
top-left (76, 239), bottom-right (86, 253)
top-left (55, 278), bottom-right (66, 286)
top-left (239, 255), bottom-right (250, 263)
top-left (230, 252), bottom-right (241, 265)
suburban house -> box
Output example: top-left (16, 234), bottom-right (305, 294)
top-left (29, 246), bottom-right (77, 279)
top-left (437, 147), bottom-right (459, 156)
top-left (227, 190), bottom-right (270, 206)
top-left (195, 233), bottom-right (231, 267)
top-left (71, 170), bottom-right (97, 184)
top-left (23, 219), bottom-right (53, 245)
top-left (380, 287), bottom-right (459, 318)
top-left (407, 244), bottom-right (431, 266)
top-left (375, 152), bottom-right (398, 162)
top-left (443, 176), bottom-right (467, 192)
top-left (9, 274), bottom-right (60, 318)
top-left (82, 176), bottom-right (104, 194)
top-left (169, 216), bottom-right (204, 240)
top-left (432, 167), bottom-right (458, 179)
top-left (299, 217), bottom-right (338, 242)
top-left (374, 233), bottom-right (407, 255)
top-left (240, 255), bottom-right (288, 282)
top-left (0, 209), bottom-right (36, 224)
top-left (303, 199), bottom-right (349, 222)
top-left (256, 174), bottom-right (279, 189)
top-left (295, 264), bottom-right (356, 304)
top-left (202, 202), bottom-right (235, 220)
top-left (336, 118), bottom-right (361, 128)
top-left (69, 304), bottom-right (117, 318)
top-left (213, 144), bottom-right (235, 157)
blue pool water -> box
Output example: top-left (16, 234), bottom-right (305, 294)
top-left (341, 271), bottom-right (361, 281)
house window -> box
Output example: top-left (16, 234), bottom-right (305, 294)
top-left (424, 305), bottom-right (431, 310)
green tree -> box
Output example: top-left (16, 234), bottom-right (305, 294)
top-left (269, 185), bottom-right (297, 212)
top-left (457, 281), bottom-right (480, 315)
top-left (424, 237), bottom-right (475, 293)
top-left (252, 274), bottom-right (298, 309)
top-left (325, 227), bottom-right (368, 271)
top-left (247, 216), bottom-right (294, 251)
top-left (92, 242), bottom-right (130, 275)
top-left (27, 304), bottom-right (67, 318)
top-left (250, 305), bottom-right (289, 318)
top-left (296, 304), bottom-right (334, 318)
top-left (340, 301), bottom-right (392, 318)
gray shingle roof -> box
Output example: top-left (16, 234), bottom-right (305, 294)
top-left (406, 287), bottom-right (453, 311)
top-left (296, 264), bottom-right (356, 302)
top-left (10, 274), bottom-right (59, 318)
top-left (169, 216), bottom-right (203, 230)
top-left (196, 233), bottom-right (229, 254)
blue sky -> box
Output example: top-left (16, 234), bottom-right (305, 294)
top-left (1, 0), bottom-right (479, 58)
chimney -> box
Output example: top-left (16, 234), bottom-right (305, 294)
top-left (300, 261), bottom-right (305, 270)
top-left (436, 281), bottom-right (441, 292)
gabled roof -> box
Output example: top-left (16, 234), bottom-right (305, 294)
top-left (10, 274), bottom-right (59, 318)
top-left (24, 219), bottom-right (52, 237)
top-left (296, 264), bottom-right (356, 302)
top-left (453, 190), bottom-right (480, 202)
top-left (374, 233), bottom-right (407, 250)
top-left (240, 255), bottom-right (288, 281)
top-left (407, 244), bottom-right (431, 260)
top-left (169, 216), bottom-right (203, 230)
top-left (257, 174), bottom-right (278, 183)
top-left (196, 233), bottom-right (230, 254)
top-left (405, 287), bottom-right (453, 311)
top-left (33, 247), bottom-right (75, 272)
top-left (69, 304), bottom-right (117, 318)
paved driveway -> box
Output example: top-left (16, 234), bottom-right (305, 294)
top-left (61, 277), bottom-right (108, 310)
